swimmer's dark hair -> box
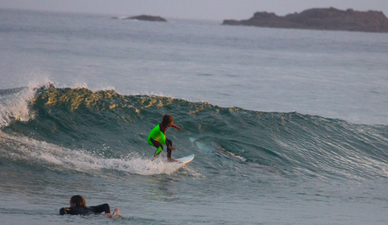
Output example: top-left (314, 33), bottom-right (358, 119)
top-left (162, 114), bottom-right (173, 126)
top-left (70, 195), bottom-right (86, 207)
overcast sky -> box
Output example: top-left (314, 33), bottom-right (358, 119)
top-left (1, 0), bottom-right (387, 21)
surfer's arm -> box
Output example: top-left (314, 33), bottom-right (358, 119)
top-left (170, 124), bottom-right (181, 130)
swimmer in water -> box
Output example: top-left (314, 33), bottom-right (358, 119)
top-left (59, 195), bottom-right (119, 218)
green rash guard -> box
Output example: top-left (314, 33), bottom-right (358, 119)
top-left (148, 124), bottom-right (166, 146)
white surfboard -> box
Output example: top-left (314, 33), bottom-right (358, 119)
top-left (176, 154), bottom-right (195, 164)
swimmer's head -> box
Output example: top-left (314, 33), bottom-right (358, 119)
top-left (70, 195), bottom-right (86, 207)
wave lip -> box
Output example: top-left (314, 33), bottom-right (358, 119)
top-left (0, 78), bottom-right (53, 128)
top-left (0, 87), bottom-right (35, 128)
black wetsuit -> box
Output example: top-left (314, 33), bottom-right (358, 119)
top-left (59, 204), bottom-right (110, 216)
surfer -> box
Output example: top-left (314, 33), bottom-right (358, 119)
top-left (59, 195), bottom-right (119, 218)
top-left (148, 114), bottom-right (181, 162)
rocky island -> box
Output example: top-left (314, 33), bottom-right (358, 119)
top-left (122, 15), bottom-right (167, 22)
top-left (222, 7), bottom-right (388, 33)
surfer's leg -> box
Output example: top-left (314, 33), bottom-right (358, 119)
top-left (88, 203), bottom-right (110, 214)
top-left (150, 138), bottom-right (163, 156)
top-left (166, 139), bottom-right (176, 150)
top-left (155, 146), bottom-right (163, 156)
top-left (166, 139), bottom-right (172, 158)
top-left (111, 208), bottom-right (120, 217)
top-left (166, 139), bottom-right (178, 162)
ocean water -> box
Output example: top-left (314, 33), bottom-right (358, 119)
top-left (1, 8), bottom-right (388, 225)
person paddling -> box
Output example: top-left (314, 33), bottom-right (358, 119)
top-left (147, 114), bottom-right (181, 162)
top-left (59, 195), bottom-right (119, 218)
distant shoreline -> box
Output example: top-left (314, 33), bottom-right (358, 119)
top-left (222, 7), bottom-right (388, 33)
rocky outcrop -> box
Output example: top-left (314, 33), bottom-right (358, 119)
top-left (123, 15), bottom-right (167, 22)
top-left (222, 7), bottom-right (388, 32)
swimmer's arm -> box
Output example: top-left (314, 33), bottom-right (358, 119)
top-left (59, 207), bottom-right (70, 215)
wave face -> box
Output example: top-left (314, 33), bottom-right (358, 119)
top-left (1, 84), bottom-right (388, 180)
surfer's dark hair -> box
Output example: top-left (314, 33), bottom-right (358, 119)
top-left (162, 114), bottom-right (173, 126)
top-left (70, 195), bottom-right (86, 207)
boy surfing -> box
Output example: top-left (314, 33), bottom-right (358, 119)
top-left (148, 115), bottom-right (181, 162)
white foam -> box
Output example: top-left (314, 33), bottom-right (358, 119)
top-left (0, 132), bottom-right (185, 176)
